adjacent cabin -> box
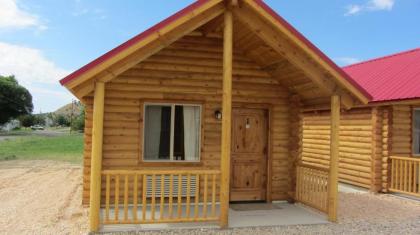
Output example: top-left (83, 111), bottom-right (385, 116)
top-left (60, 0), bottom-right (420, 232)
top-left (301, 48), bottom-right (420, 195)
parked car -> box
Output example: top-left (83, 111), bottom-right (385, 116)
top-left (31, 125), bottom-right (44, 130)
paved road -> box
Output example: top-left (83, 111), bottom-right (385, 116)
top-left (0, 129), bottom-right (70, 142)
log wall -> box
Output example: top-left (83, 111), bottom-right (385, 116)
top-left (301, 108), bottom-right (374, 189)
top-left (391, 105), bottom-right (412, 158)
top-left (380, 107), bottom-right (391, 191)
top-left (301, 105), bottom-right (416, 192)
top-left (81, 34), bottom-right (292, 204)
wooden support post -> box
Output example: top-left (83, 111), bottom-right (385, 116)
top-left (220, 9), bottom-right (233, 229)
top-left (328, 95), bottom-right (340, 222)
top-left (89, 82), bottom-right (105, 232)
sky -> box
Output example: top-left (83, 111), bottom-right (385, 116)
top-left (0, 0), bottom-right (419, 113)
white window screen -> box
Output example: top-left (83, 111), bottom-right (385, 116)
top-left (143, 104), bottom-right (201, 161)
top-left (413, 109), bottom-right (420, 155)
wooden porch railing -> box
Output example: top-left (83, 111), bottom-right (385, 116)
top-left (295, 163), bottom-right (329, 213)
top-left (101, 169), bottom-right (221, 225)
top-left (389, 156), bottom-right (420, 197)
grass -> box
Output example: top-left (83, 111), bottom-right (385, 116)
top-left (0, 133), bottom-right (84, 163)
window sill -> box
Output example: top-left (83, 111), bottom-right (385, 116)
top-left (139, 161), bottom-right (203, 167)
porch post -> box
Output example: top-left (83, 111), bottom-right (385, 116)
top-left (89, 81), bottom-right (105, 232)
top-left (328, 95), bottom-right (340, 222)
top-left (220, 9), bottom-right (233, 228)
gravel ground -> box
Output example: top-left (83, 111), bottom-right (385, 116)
top-left (114, 193), bottom-right (420, 235)
top-left (0, 160), bottom-right (419, 235)
top-left (0, 160), bottom-right (88, 235)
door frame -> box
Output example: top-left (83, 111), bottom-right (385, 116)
top-left (230, 103), bottom-right (273, 202)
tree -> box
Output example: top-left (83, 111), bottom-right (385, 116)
top-left (33, 114), bottom-right (46, 126)
top-left (19, 114), bottom-right (35, 128)
top-left (0, 75), bottom-right (33, 125)
top-left (71, 106), bottom-right (85, 131)
top-left (54, 114), bottom-right (70, 126)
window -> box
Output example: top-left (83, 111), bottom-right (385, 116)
top-left (413, 109), bottom-right (420, 155)
top-left (143, 103), bottom-right (201, 162)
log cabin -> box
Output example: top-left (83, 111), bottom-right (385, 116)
top-left (301, 48), bottom-right (420, 195)
top-left (59, 0), bottom-right (419, 232)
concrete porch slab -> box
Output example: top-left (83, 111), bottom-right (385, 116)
top-left (228, 202), bottom-right (328, 228)
top-left (101, 202), bottom-right (328, 232)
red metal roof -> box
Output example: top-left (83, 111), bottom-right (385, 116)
top-left (59, 0), bottom-right (371, 101)
top-left (59, 0), bottom-right (212, 85)
top-left (343, 48), bottom-right (420, 103)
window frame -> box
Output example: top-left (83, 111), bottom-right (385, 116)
top-left (413, 107), bottom-right (420, 157)
top-left (142, 102), bottom-right (202, 163)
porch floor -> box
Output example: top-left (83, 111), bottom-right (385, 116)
top-left (229, 202), bottom-right (328, 228)
top-left (101, 202), bottom-right (328, 232)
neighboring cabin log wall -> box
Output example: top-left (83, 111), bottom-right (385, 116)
top-left (301, 105), bottom-right (416, 192)
top-left (380, 108), bottom-right (391, 191)
top-left (301, 108), bottom-right (375, 189)
top-left (390, 105), bottom-right (412, 158)
top-left (81, 35), bottom-right (292, 205)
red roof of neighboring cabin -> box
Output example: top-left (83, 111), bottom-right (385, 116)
top-left (343, 48), bottom-right (420, 103)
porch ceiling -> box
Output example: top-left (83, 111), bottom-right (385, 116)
top-left (197, 7), bottom-right (361, 110)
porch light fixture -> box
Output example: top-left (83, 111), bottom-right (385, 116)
top-left (215, 110), bottom-right (222, 120)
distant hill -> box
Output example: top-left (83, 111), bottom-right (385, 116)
top-left (54, 101), bottom-right (83, 116)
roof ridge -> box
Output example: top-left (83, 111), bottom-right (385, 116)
top-left (343, 47), bottom-right (420, 69)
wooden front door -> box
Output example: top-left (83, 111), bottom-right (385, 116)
top-left (230, 108), bottom-right (268, 201)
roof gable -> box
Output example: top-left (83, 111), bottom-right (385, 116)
top-left (60, 0), bottom-right (371, 107)
top-left (60, 0), bottom-right (218, 86)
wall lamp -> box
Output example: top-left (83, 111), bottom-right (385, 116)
top-left (215, 110), bottom-right (222, 120)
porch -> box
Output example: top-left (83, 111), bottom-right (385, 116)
top-left (94, 164), bottom-right (331, 231)
top-left (100, 200), bottom-right (327, 232)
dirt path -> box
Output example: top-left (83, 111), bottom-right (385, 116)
top-left (0, 160), bottom-right (88, 235)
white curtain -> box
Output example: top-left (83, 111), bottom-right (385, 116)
top-left (183, 106), bottom-right (200, 161)
top-left (144, 106), bottom-right (162, 160)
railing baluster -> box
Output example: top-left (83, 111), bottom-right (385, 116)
top-left (142, 175), bottom-right (147, 221)
top-left (194, 174), bottom-right (200, 219)
top-left (105, 174), bottom-right (110, 222)
top-left (177, 174), bottom-right (182, 218)
top-left (186, 174), bottom-right (191, 218)
top-left (124, 175), bottom-right (129, 222)
top-left (391, 158), bottom-right (395, 189)
top-left (211, 174), bottom-right (216, 217)
top-left (169, 174), bottom-right (173, 218)
top-left (409, 161), bottom-right (413, 193)
top-left (404, 160), bottom-right (408, 192)
top-left (203, 174), bottom-right (208, 218)
top-left (399, 160), bottom-right (404, 190)
top-left (114, 175), bottom-right (120, 221)
top-left (160, 174), bottom-right (165, 220)
top-left (297, 167), bottom-right (301, 201)
top-left (415, 163), bottom-right (419, 193)
top-left (133, 174), bottom-right (138, 222)
top-left (151, 174), bottom-right (156, 221)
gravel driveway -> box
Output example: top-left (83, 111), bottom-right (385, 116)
top-left (0, 160), bottom-right (419, 235)
top-left (0, 160), bottom-right (88, 235)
